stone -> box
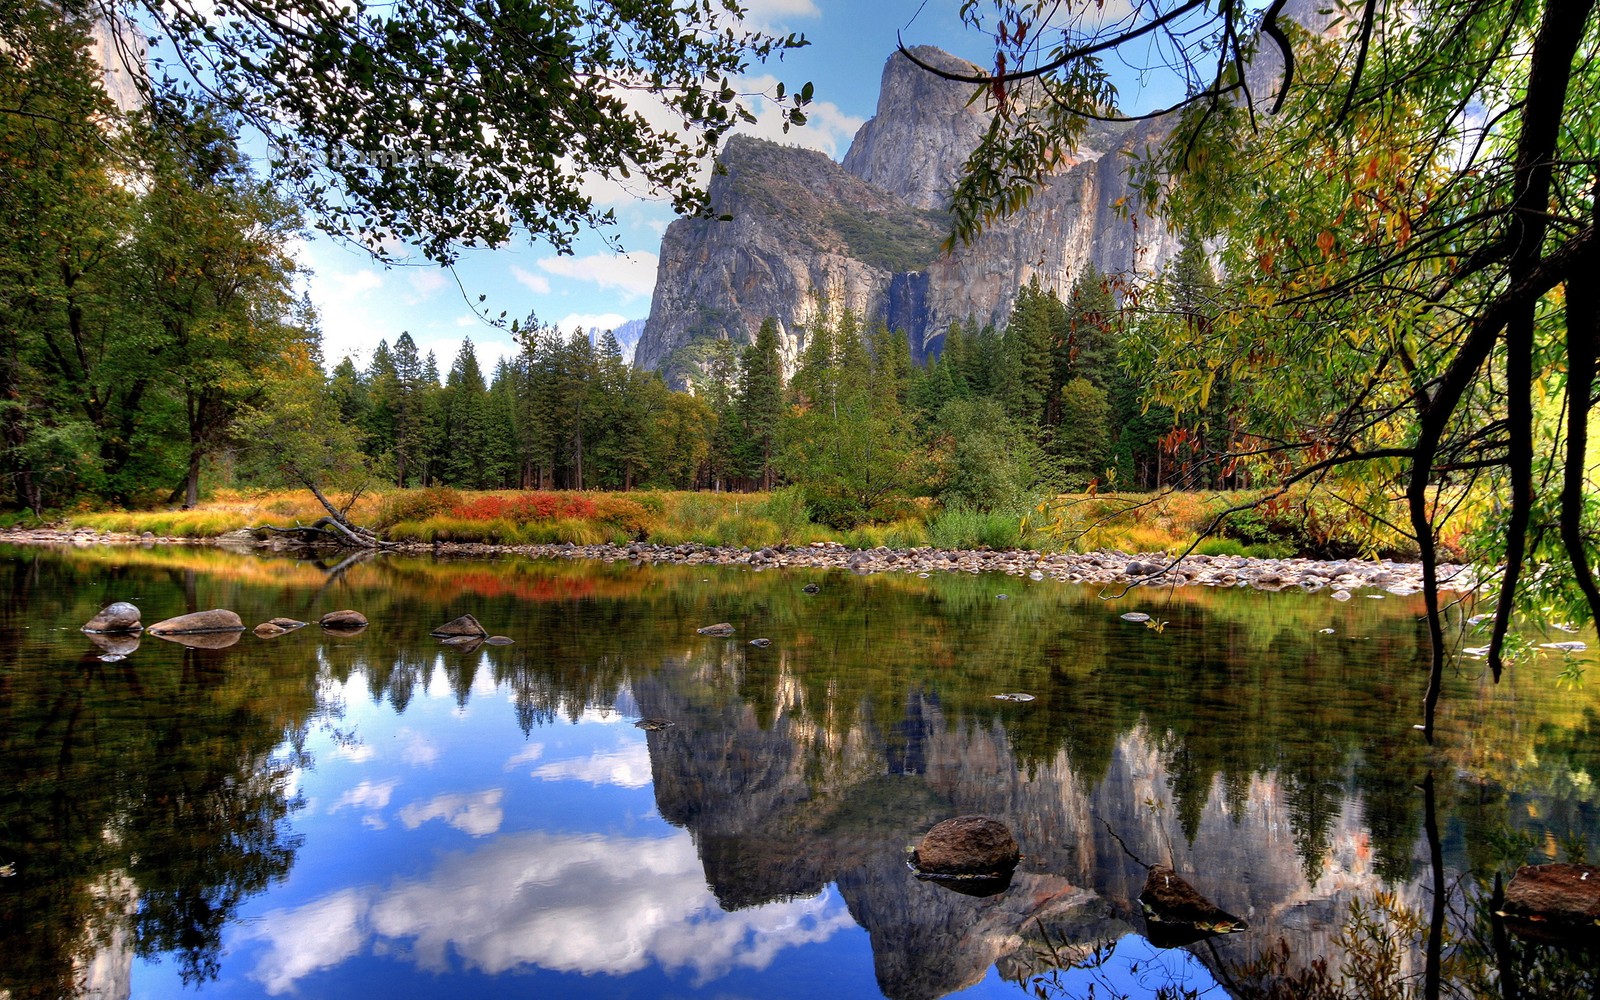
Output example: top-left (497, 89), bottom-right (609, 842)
top-left (82, 601), bottom-right (142, 634)
top-left (1502, 863), bottom-right (1600, 932)
top-left (150, 629), bottom-right (243, 650)
top-left (430, 613), bottom-right (487, 638)
top-left (147, 609), bottom-right (245, 635)
top-left (1139, 864), bottom-right (1248, 937)
top-left (439, 635), bottom-right (484, 653)
top-left (802, 583), bottom-right (821, 594)
top-left (748, 638), bottom-right (772, 647)
top-left (254, 618), bottom-right (306, 638)
top-left (485, 635), bottom-right (515, 646)
top-left (696, 622), bottom-right (735, 637)
top-left (320, 609), bottom-right (369, 630)
top-left (911, 815), bottom-right (1020, 878)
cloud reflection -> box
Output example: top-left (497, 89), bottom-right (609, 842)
top-left (242, 830), bottom-right (852, 993)
top-left (530, 743), bottom-right (653, 788)
top-left (397, 788), bottom-right (505, 837)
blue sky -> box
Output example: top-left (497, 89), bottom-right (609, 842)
top-left (296, 0), bottom-right (1170, 375)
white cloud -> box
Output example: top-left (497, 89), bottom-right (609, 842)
top-left (552, 312), bottom-right (630, 337)
top-left (509, 264), bottom-right (551, 295)
top-left (402, 267), bottom-right (450, 304)
top-left (531, 744), bottom-right (653, 789)
top-left (398, 788), bottom-right (505, 837)
top-left (327, 268), bottom-right (384, 296)
top-left (242, 830), bottom-right (853, 993)
top-left (397, 728), bottom-right (442, 767)
top-left (536, 252), bottom-right (658, 300)
top-left (735, 75), bottom-right (865, 159)
top-left (504, 744), bottom-right (545, 770)
top-left (240, 888), bottom-right (372, 995)
top-left (330, 779), bottom-right (398, 815)
top-left (332, 743), bottom-right (376, 764)
top-left (742, 0), bottom-right (821, 28)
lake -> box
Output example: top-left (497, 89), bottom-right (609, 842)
top-left (2, 543), bottom-right (1597, 1000)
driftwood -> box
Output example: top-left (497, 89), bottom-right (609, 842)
top-left (255, 469), bottom-right (394, 550)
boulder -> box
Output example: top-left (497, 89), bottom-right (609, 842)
top-left (1502, 863), bottom-right (1600, 936)
top-left (911, 815), bottom-right (1020, 878)
top-left (147, 609), bottom-right (245, 635)
top-left (82, 601), bottom-right (142, 634)
top-left (696, 622), bottom-right (735, 636)
top-left (254, 617), bottom-right (307, 638)
top-left (320, 609), bottom-right (369, 630)
top-left (1139, 864), bottom-right (1248, 941)
top-left (430, 613), bottom-right (487, 638)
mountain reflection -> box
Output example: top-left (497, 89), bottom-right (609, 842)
top-left (3, 546), bottom-right (1599, 999)
top-left (240, 829), bottom-right (856, 993)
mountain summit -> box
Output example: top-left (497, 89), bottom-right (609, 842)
top-left (633, 47), bottom-right (1180, 383)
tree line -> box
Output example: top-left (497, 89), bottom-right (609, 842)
top-left (314, 235), bottom-right (1230, 529)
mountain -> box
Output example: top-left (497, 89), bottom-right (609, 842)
top-left (632, 45), bottom-right (1182, 383)
top-left (588, 318), bottom-right (646, 366)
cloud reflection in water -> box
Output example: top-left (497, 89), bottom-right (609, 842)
top-left (240, 829), bottom-right (853, 993)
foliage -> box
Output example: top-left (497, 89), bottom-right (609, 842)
top-left (67, 0), bottom-right (817, 263)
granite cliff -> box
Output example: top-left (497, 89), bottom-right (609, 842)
top-left (633, 45), bottom-right (1182, 382)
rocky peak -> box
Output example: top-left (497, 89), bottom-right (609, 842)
top-left (633, 47), bottom-right (1181, 384)
top-left (840, 46), bottom-right (990, 211)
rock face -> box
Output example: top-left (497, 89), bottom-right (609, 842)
top-left (633, 46), bottom-right (1181, 381)
top-left (911, 816), bottom-right (1021, 878)
top-left (146, 609), bottom-right (244, 635)
top-left (83, 602), bottom-right (142, 633)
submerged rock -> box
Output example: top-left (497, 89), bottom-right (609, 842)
top-left (82, 601), bottom-right (142, 634)
top-left (485, 635), bottom-right (515, 646)
top-left (254, 617), bottom-right (307, 638)
top-left (634, 718), bottom-right (675, 731)
top-left (320, 609), bottom-right (369, 630)
top-left (147, 609), bottom-right (245, 635)
top-left (1138, 864), bottom-right (1248, 944)
top-left (748, 637), bottom-right (772, 648)
top-left (1502, 863), bottom-right (1600, 942)
top-left (431, 613), bottom-right (488, 638)
top-left (911, 815), bottom-right (1020, 879)
top-left (696, 622), bottom-right (735, 636)
top-left (439, 635), bottom-right (484, 653)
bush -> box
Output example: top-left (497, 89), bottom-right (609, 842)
top-left (374, 487), bottom-right (462, 529)
top-left (761, 486), bottom-right (812, 544)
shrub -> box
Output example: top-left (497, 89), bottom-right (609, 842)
top-left (761, 486), bottom-right (812, 544)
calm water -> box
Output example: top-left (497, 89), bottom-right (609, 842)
top-left (1, 544), bottom-right (1597, 1000)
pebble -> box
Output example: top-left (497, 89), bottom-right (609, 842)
top-left (0, 530), bottom-right (1476, 596)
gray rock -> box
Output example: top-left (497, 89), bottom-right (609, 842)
top-left (696, 622), bottom-right (735, 636)
top-left (911, 816), bottom-right (1020, 878)
top-left (82, 601), bottom-right (142, 634)
top-left (485, 635), bottom-right (515, 646)
top-left (320, 609), bottom-right (369, 630)
top-left (430, 613), bottom-right (487, 638)
top-left (147, 608), bottom-right (245, 635)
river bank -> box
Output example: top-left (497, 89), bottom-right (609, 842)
top-left (0, 526), bottom-right (1476, 596)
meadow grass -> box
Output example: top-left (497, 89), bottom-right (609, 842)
top-left (56, 484), bottom-right (1436, 557)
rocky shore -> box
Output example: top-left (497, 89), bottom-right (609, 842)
top-left (0, 526), bottom-right (1476, 596)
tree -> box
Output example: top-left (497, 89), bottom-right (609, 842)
top-left (915, 0), bottom-right (1600, 741)
top-left (39, 0), bottom-right (812, 262)
top-left (734, 318), bottom-right (785, 490)
top-left (131, 100), bottom-right (301, 508)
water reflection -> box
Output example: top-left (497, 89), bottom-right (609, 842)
top-left (242, 828), bottom-right (856, 993)
top-left (2, 544), bottom-right (1599, 999)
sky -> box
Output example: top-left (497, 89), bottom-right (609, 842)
top-left (291, 0), bottom-right (1171, 376)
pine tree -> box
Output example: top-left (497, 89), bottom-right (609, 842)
top-left (734, 318), bottom-right (784, 490)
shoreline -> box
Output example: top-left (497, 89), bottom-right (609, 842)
top-left (0, 527), bottom-right (1475, 596)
